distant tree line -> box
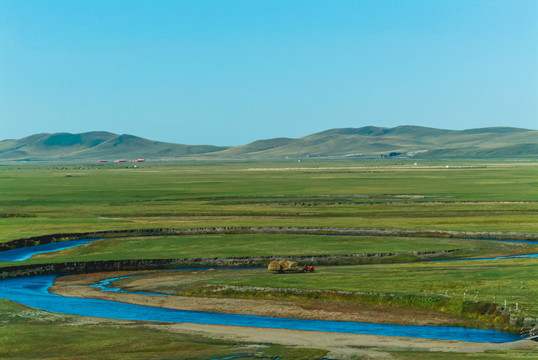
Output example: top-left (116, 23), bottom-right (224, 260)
top-left (380, 152), bottom-right (402, 158)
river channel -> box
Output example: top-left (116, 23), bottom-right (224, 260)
top-left (0, 237), bottom-right (534, 343)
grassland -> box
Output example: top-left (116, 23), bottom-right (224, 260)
top-left (14, 234), bottom-right (536, 266)
top-left (0, 159), bottom-right (537, 359)
top-left (158, 259), bottom-right (538, 311)
top-left (386, 349), bottom-right (538, 360)
top-left (104, 255), bottom-right (536, 333)
top-left (0, 160), bottom-right (537, 242)
top-left (0, 299), bottom-right (327, 360)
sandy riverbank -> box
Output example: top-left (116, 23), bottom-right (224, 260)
top-left (50, 272), bottom-right (537, 359)
top-left (51, 271), bottom-right (469, 326)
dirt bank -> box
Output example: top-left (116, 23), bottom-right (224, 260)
top-left (49, 272), bottom-right (538, 358)
top-left (51, 272), bottom-right (481, 327)
top-left (149, 323), bottom-right (536, 359)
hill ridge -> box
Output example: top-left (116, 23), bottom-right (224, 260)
top-left (0, 131), bottom-right (228, 161)
top-left (0, 126), bottom-right (536, 160)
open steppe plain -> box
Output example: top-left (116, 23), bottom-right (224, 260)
top-left (1, 159), bottom-right (537, 359)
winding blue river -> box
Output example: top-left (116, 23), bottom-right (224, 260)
top-left (0, 238), bottom-right (102, 262)
top-left (0, 236), bottom-right (535, 343)
top-left (0, 274), bottom-right (520, 343)
top-left (88, 275), bottom-right (169, 296)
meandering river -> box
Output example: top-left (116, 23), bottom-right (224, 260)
top-left (0, 236), bottom-right (534, 343)
top-left (0, 274), bottom-right (520, 343)
top-left (0, 238), bottom-right (102, 262)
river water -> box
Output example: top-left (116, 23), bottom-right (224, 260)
top-left (0, 238), bottom-right (102, 262)
top-left (0, 274), bottom-right (520, 343)
top-left (0, 236), bottom-right (534, 343)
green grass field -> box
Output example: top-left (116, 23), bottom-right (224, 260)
top-left (0, 161), bottom-right (537, 243)
top-left (111, 256), bottom-right (536, 332)
top-left (0, 299), bottom-right (327, 360)
top-left (0, 160), bottom-right (537, 359)
top-left (12, 233), bottom-right (537, 267)
top-left (162, 259), bottom-right (537, 317)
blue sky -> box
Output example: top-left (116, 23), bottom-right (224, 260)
top-left (1, 0), bottom-right (536, 145)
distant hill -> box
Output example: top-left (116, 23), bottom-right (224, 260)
top-left (212, 126), bottom-right (538, 159)
top-left (0, 132), bottom-right (227, 161)
top-left (0, 126), bottom-right (536, 161)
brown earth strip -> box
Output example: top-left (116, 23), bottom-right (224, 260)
top-left (51, 272), bottom-right (478, 326)
top-left (149, 323), bottom-right (537, 359)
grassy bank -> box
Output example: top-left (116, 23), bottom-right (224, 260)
top-left (117, 257), bottom-right (537, 332)
top-left (0, 299), bottom-right (327, 360)
top-left (387, 348), bottom-right (538, 360)
top-left (13, 233), bottom-right (537, 266)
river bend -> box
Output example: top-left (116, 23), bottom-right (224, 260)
top-left (0, 236), bottom-right (534, 343)
top-left (0, 274), bottom-right (520, 343)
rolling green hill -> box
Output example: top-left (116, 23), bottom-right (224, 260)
top-left (213, 126), bottom-right (538, 159)
top-left (0, 132), bottom-right (227, 161)
top-left (0, 126), bottom-right (536, 161)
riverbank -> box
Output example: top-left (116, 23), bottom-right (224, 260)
top-left (2, 227), bottom-right (538, 280)
top-left (1, 272), bottom-right (536, 360)
top-left (149, 323), bottom-right (537, 359)
top-left (0, 248), bottom-right (467, 279)
top-left (41, 274), bottom-right (538, 358)
top-left (51, 271), bottom-right (474, 327)
top-left (48, 253), bottom-right (538, 334)
top-left (3, 226), bottom-right (537, 250)
top-left (2, 231), bottom-right (536, 338)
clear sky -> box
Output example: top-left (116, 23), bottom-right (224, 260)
top-left (1, 0), bottom-right (537, 146)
